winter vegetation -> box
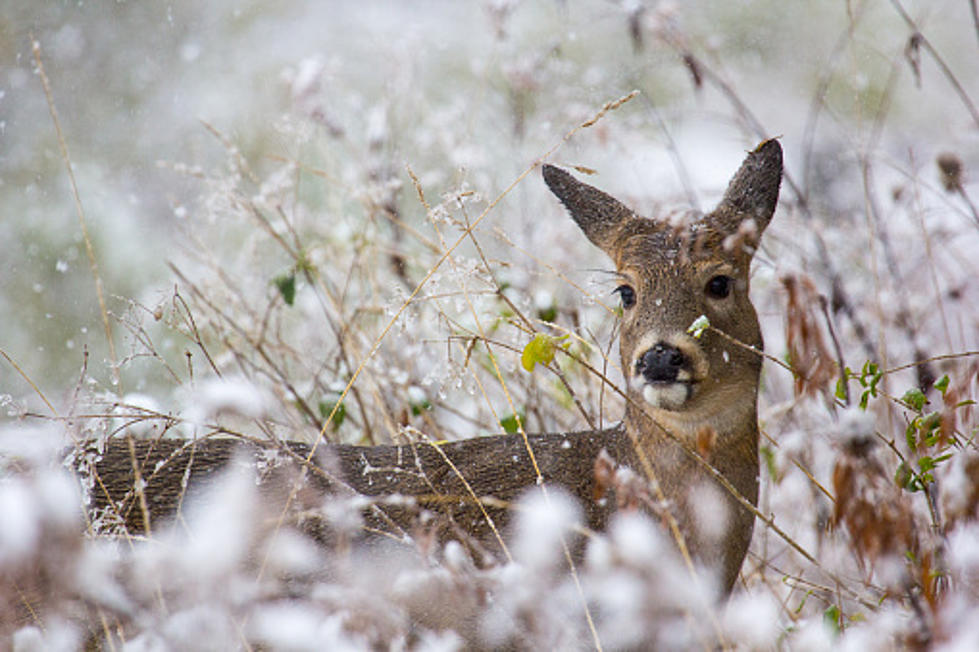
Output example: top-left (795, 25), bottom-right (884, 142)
top-left (2, 0), bottom-right (979, 649)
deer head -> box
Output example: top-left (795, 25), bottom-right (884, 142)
top-left (543, 140), bottom-right (781, 432)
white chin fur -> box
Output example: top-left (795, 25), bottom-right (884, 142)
top-left (642, 383), bottom-right (690, 410)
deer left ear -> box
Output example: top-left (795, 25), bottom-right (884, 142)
top-left (543, 164), bottom-right (635, 255)
top-left (710, 139), bottom-right (783, 249)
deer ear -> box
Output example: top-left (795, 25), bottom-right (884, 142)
top-left (710, 139), bottom-right (782, 247)
top-left (543, 164), bottom-right (634, 254)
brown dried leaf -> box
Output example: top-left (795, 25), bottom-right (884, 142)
top-left (938, 363), bottom-right (977, 446)
top-left (782, 274), bottom-right (837, 399)
top-left (831, 438), bottom-right (915, 573)
top-left (682, 52), bottom-right (703, 89)
top-left (593, 448), bottom-right (617, 502)
top-left (936, 152), bottom-right (964, 192)
top-left (613, 467), bottom-right (649, 512)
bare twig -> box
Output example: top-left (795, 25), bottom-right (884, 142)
top-left (888, 0), bottom-right (979, 128)
top-left (820, 296), bottom-right (850, 406)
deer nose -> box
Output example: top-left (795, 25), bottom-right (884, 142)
top-left (636, 343), bottom-right (688, 383)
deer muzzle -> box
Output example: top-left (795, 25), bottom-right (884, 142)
top-left (632, 339), bottom-right (707, 411)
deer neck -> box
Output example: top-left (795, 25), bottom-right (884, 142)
top-left (622, 381), bottom-right (761, 594)
top-left (624, 380), bottom-right (760, 475)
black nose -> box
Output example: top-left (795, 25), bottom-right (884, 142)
top-left (636, 343), bottom-right (687, 383)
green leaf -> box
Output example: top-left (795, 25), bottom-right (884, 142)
top-left (906, 420), bottom-right (919, 451)
top-left (855, 361), bottom-right (882, 410)
top-left (858, 361), bottom-right (881, 390)
top-left (687, 315), bottom-right (710, 339)
top-left (537, 306), bottom-right (558, 323)
top-left (921, 411), bottom-right (942, 434)
top-left (902, 387), bottom-right (927, 412)
top-left (760, 445), bottom-right (778, 480)
top-left (318, 399), bottom-right (346, 431)
top-left (410, 399), bottom-right (432, 416)
top-left (273, 273), bottom-right (297, 306)
top-left (295, 252), bottom-right (315, 275)
top-left (934, 374), bottom-right (950, 395)
top-left (500, 410), bottom-right (524, 434)
top-left (895, 461), bottom-right (914, 491)
top-left (859, 389), bottom-right (871, 410)
top-left (823, 605), bottom-right (842, 633)
top-left (834, 377), bottom-right (848, 401)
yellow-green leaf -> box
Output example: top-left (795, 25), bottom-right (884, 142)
top-left (521, 333), bottom-right (555, 372)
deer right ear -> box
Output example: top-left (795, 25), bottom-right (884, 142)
top-left (542, 164), bottom-right (633, 254)
top-left (711, 139), bottom-right (783, 244)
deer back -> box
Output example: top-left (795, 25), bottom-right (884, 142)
top-left (85, 428), bottom-right (636, 562)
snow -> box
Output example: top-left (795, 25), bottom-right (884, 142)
top-left (722, 592), bottom-right (780, 648)
top-left (249, 604), bottom-right (361, 652)
top-left (11, 622), bottom-right (80, 652)
top-left (184, 376), bottom-right (271, 424)
top-left (836, 405), bottom-right (877, 445)
top-left (511, 485), bottom-right (580, 571)
top-left (688, 480), bottom-right (731, 546)
top-left (261, 528), bottom-right (325, 578)
top-left (0, 480), bottom-right (41, 565)
top-left (947, 523), bottom-right (979, 587)
top-left (159, 459), bottom-right (259, 582)
top-left (607, 511), bottom-right (664, 569)
top-left (72, 544), bottom-right (132, 617)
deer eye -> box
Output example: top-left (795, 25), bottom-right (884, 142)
top-left (706, 275), bottom-right (732, 299)
top-left (614, 284), bottom-right (636, 309)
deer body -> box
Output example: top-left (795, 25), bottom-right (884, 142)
top-left (85, 140), bottom-right (782, 596)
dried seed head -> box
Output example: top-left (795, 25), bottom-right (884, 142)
top-left (937, 152), bottom-right (964, 192)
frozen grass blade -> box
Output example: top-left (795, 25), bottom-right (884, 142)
top-left (32, 40), bottom-right (120, 388)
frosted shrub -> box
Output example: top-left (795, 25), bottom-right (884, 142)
top-left (585, 512), bottom-right (714, 650)
top-left (1, 426), bottom-right (85, 643)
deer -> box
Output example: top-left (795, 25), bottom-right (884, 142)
top-left (81, 139), bottom-right (782, 600)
